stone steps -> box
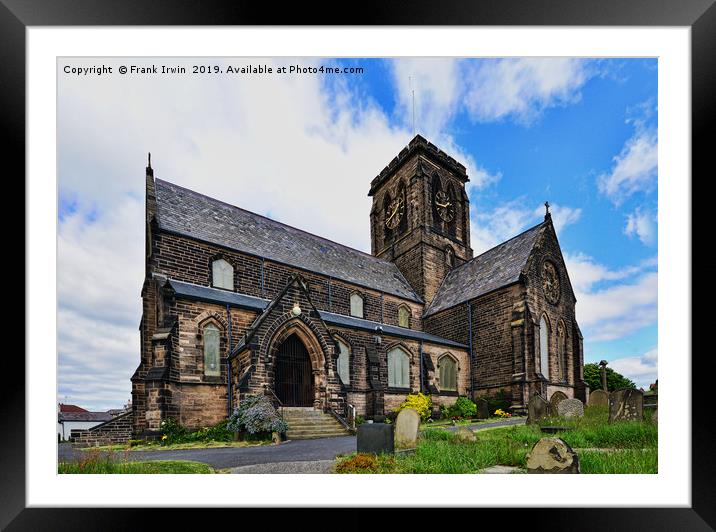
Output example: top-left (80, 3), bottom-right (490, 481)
top-left (281, 407), bottom-right (351, 440)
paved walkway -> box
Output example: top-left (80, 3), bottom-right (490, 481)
top-left (437, 417), bottom-right (526, 432)
top-left (59, 436), bottom-right (356, 470)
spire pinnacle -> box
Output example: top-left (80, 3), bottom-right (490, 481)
top-left (147, 152), bottom-right (152, 169)
top-left (544, 201), bottom-right (551, 220)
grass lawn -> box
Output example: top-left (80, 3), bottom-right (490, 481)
top-left (58, 459), bottom-right (214, 474)
top-left (335, 405), bottom-right (657, 474)
top-left (82, 440), bottom-right (272, 452)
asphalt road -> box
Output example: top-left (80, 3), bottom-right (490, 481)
top-left (57, 418), bottom-right (526, 471)
top-left (58, 436), bottom-right (357, 470)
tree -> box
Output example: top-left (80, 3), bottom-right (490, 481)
top-left (583, 362), bottom-right (636, 392)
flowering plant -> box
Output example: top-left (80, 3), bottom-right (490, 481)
top-left (494, 409), bottom-right (512, 418)
top-left (227, 394), bottom-right (288, 434)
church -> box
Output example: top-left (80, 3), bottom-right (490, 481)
top-left (131, 134), bottom-right (587, 439)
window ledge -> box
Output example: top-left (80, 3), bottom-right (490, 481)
top-left (386, 387), bottom-right (411, 394)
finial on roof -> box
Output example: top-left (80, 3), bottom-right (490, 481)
top-left (544, 201), bottom-right (551, 220)
top-left (148, 152), bottom-right (152, 169)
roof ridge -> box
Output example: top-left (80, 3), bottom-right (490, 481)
top-left (155, 178), bottom-right (394, 265)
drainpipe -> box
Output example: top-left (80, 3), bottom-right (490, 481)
top-left (226, 304), bottom-right (232, 417)
top-left (260, 258), bottom-right (265, 298)
top-left (328, 276), bottom-right (332, 312)
top-left (467, 302), bottom-right (474, 399)
top-left (419, 341), bottom-right (424, 393)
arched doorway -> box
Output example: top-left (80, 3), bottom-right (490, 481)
top-left (274, 333), bottom-right (314, 406)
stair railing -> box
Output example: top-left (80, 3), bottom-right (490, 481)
top-left (263, 384), bottom-right (284, 422)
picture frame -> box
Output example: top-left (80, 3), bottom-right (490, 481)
top-left (6, 0), bottom-right (714, 528)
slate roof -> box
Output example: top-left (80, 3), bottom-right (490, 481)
top-left (58, 412), bottom-right (114, 423)
top-left (166, 279), bottom-right (268, 311)
top-left (319, 311), bottom-right (468, 349)
top-left (155, 179), bottom-right (422, 302)
top-left (164, 279), bottom-right (466, 350)
top-left (425, 221), bottom-right (546, 316)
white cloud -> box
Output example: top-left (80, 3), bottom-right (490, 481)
top-left (564, 253), bottom-right (657, 341)
top-left (609, 348), bottom-right (658, 389)
top-left (462, 58), bottom-right (593, 125)
top-left (597, 101), bottom-right (658, 205)
top-left (471, 199), bottom-right (581, 255)
top-left (624, 207), bottom-right (657, 246)
top-left (391, 58), bottom-right (460, 138)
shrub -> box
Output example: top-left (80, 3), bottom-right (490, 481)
top-left (395, 392), bottom-right (432, 422)
top-left (485, 390), bottom-right (512, 415)
top-left (159, 417), bottom-right (189, 445)
top-left (335, 453), bottom-right (379, 473)
top-left (446, 396), bottom-right (477, 419)
top-left (227, 394), bottom-right (288, 435)
top-left (355, 415), bottom-right (366, 426)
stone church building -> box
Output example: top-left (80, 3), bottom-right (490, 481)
top-left (131, 135), bottom-right (587, 438)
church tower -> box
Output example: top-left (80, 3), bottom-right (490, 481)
top-left (369, 135), bottom-right (473, 306)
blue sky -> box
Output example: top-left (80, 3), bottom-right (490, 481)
top-left (57, 57), bottom-right (657, 410)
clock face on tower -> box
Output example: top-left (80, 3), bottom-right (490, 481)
top-left (385, 195), bottom-right (405, 229)
top-left (434, 190), bottom-right (455, 222)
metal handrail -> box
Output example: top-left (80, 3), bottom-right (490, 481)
top-left (263, 384), bottom-right (284, 421)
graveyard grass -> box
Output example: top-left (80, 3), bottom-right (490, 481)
top-left (335, 405), bottom-right (657, 474)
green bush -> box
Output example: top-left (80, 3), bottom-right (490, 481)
top-left (484, 390), bottom-right (512, 415)
top-left (160, 418), bottom-right (236, 445)
top-left (445, 396), bottom-right (477, 419)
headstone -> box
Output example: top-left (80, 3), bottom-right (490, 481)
top-left (609, 388), bottom-right (643, 422)
top-left (476, 399), bottom-right (490, 419)
top-left (557, 398), bottom-right (584, 419)
top-left (357, 423), bottom-right (394, 454)
top-left (651, 407), bottom-right (658, 425)
top-left (527, 394), bottom-right (550, 425)
top-left (549, 391), bottom-right (568, 411)
top-left (454, 427), bottom-right (477, 443)
top-left (599, 360), bottom-right (609, 391)
top-left (526, 437), bottom-right (580, 474)
top-left (589, 389), bottom-right (609, 407)
top-left (394, 408), bottom-right (420, 450)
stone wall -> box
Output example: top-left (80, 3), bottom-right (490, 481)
top-left (72, 412), bottom-right (133, 447)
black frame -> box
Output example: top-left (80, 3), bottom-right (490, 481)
top-left (6, 0), bottom-right (714, 529)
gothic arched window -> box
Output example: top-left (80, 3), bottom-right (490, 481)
top-left (212, 258), bottom-right (234, 290)
top-left (336, 339), bottom-right (350, 385)
top-left (350, 292), bottom-right (364, 319)
top-left (558, 321), bottom-right (568, 382)
top-left (388, 347), bottom-right (410, 389)
top-left (539, 316), bottom-right (550, 379)
top-left (203, 323), bottom-right (221, 377)
top-left (438, 354), bottom-right (458, 392)
top-left (398, 305), bottom-right (411, 328)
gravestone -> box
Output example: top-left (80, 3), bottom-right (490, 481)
top-left (609, 388), bottom-right (643, 422)
top-left (476, 399), bottom-right (490, 419)
top-left (589, 389), bottom-right (609, 407)
top-left (651, 407), bottom-right (658, 425)
top-left (527, 394), bottom-right (550, 425)
top-left (557, 398), bottom-right (584, 419)
top-left (526, 437), bottom-right (580, 474)
top-left (394, 408), bottom-right (420, 450)
top-left (454, 427), bottom-right (477, 443)
top-left (357, 423), bottom-right (394, 455)
top-left (549, 391), bottom-right (568, 411)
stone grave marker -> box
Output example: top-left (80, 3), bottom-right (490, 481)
top-left (651, 407), bottom-right (658, 425)
top-left (557, 398), bottom-right (584, 419)
top-left (609, 388), bottom-right (643, 422)
top-left (549, 391), bottom-right (568, 411)
top-left (527, 394), bottom-right (550, 425)
top-left (476, 399), bottom-right (490, 419)
top-left (394, 408), bottom-right (421, 450)
top-left (454, 427), bottom-right (477, 443)
top-left (589, 389), bottom-right (609, 407)
top-left (526, 437), bottom-right (580, 474)
top-left (357, 423), bottom-right (394, 455)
